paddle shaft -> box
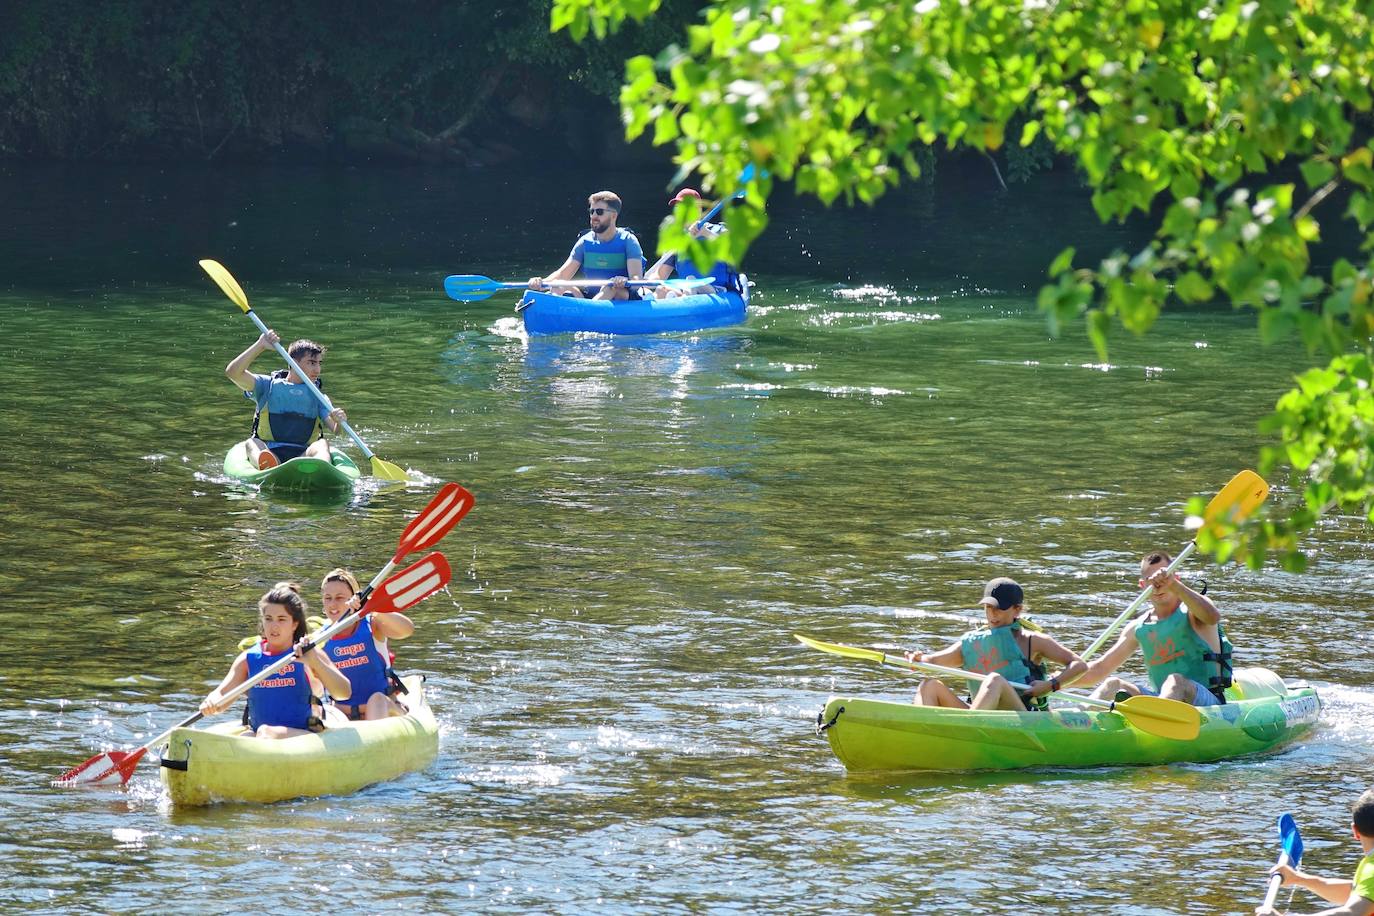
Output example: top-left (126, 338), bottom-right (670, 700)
top-left (1261, 851), bottom-right (1293, 909)
top-left (240, 307), bottom-right (379, 463)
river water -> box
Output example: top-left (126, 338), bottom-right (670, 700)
top-left (1, 162), bottom-right (1371, 914)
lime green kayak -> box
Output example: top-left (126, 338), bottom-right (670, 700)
top-left (222, 440), bottom-right (360, 492)
top-left (815, 668), bottom-right (1320, 772)
top-left (158, 675), bottom-right (438, 806)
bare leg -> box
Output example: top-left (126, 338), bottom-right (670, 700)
top-left (254, 724), bottom-right (312, 739)
top-left (1089, 676), bottom-right (1143, 702)
top-left (969, 673), bottom-right (1025, 711)
top-left (304, 438), bottom-right (332, 460)
top-left (1158, 673), bottom-right (1198, 703)
top-left (913, 678), bottom-right (970, 708)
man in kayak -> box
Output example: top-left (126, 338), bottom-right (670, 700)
top-left (1077, 550), bottom-right (1233, 706)
top-left (644, 187), bottom-right (738, 297)
top-left (1256, 789), bottom-right (1374, 915)
top-left (225, 328), bottom-right (347, 470)
top-left (528, 190), bottom-right (644, 300)
top-left (906, 577), bottom-right (1087, 712)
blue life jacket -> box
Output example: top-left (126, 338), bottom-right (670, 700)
top-left (245, 641), bottom-right (313, 730)
top-left (322, 616), bottom-right (391, 703)
top-left (247, 370), bottom-right (328, 448)
top-left (571, 228), bottom-right (643, 280)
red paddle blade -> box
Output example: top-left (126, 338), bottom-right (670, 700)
top-left (53, 747), bottom-right (146, 788)
top-left (395, 483), bottom-right (474, 560)
top-left (365, 552), bottom-right (451, 614)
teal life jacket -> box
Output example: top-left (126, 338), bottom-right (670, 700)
top-left (1136, 605), bottom-right (1234, 701)
top-left (250, 369), bottom-right (324, 447)
top-left (958, 622), bottom-right (1048, 711)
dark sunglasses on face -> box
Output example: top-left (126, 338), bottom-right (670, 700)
top-left (588, 207), bottom-right (613, 216)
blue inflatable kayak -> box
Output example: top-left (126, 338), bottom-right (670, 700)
top-left (518, 276), bottom-right (749, 336)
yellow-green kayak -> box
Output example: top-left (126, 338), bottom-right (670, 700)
top-left (816, 667), bottom-right (1320, 772)
top-left (159, 675), bottom-right (438, 805)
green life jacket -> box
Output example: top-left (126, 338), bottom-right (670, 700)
top-left (1136, 605), bottom-right (1234, 701)
top-left (958, 622), bottom-right (1048, 711)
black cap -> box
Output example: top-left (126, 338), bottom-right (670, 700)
top-left (978, 577), bottom-right (1024, 610)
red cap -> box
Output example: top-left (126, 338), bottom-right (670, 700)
top-left (669, 188), bottom-right (702, 205)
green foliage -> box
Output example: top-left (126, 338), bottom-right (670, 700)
top-left (553, 0), bottom-right (1374, 564)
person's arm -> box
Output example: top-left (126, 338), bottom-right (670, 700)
top-left (529, 255), bottom-right (582, 290)
top-left (369, 612), bottom-right (414, 641)
top-left (1069, 623), bottom-right (1140, 687)
top-left (1028, 636), bottom-right (1087, 696)
top-left (225, 331), bottom-right (278, 392)
top-left (200, 653), bottom-right (250, 716)
top-left (645, 253), bottom-right (675, 280)
top-left (1150, 569), bottom-right (1221, 626)
top-left (908, 639), bottom-right (964, 669)
top-left (297, 638), bottom-right (351, 700)
top-left (1259, 863), bottom-right (1358, 910)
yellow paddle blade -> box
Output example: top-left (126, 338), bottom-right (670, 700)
top-left (794, 633), bottom-right (888, 666)
top-left (1115, 694), bottom-right (1202, 740)
top-left (371, 455), bottom-right (410, 482)
top-left (1200, 469), bottom-right (1269, 533)
top-left (199, 259), bottom-right (252, 313)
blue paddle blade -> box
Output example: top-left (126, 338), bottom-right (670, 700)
top-left (1278, 813), bottom-right (1304, 865)
top-left (443, 275), bottom-right (509, 302)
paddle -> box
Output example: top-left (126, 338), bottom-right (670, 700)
top-left (1260, 813), bottom-right (1304, 912)
top-left (1078, 469), bottom-right (1270, 664)
top-left (199, 259), bottom-right (409, 482)
top-left (54, 482), bottom-right (473, 788)
top-left (793, 633), bottom-right (1202, 740)
top-left (444, 274), bottom-right (714, 303)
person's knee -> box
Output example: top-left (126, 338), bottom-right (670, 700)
top-left (1160, 674), bottom-right (1194, 701)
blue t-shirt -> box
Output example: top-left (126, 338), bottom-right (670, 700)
top-left (246, 373), bottom-right (333, 448)
top-left (569, 228), bottom-right (644, 280)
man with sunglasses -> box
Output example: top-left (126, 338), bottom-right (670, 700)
top-left (1075, 550), bottom-right (1234, 707)
top-left (528, 190), bottom-right (643, 300)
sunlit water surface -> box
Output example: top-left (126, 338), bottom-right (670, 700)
top-left (1, 163), bottom-right (1371, 914)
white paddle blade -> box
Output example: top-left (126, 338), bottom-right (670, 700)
top-left (369, 552), bottom-right (451, 614)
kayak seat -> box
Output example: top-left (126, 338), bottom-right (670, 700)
top-left (1224, 667), bottom-right (1288, 702)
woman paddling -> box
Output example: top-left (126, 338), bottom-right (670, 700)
top-left (318, 568), bottom-right (415, 720)
top-left (907, 577), bottom-right (1087, 712)
top-left (200, 583), bottom-right (351, 738)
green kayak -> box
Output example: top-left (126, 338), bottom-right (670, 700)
top-left (815, 667), bottom-right (1321, 772)
top-left (222, 441), bottom-right (361, 493)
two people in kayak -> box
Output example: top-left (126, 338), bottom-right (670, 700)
top-left (225, 329), bottom-right (346, 471)
top-left (528, 190), bottom-right (644, 301)
top-left (909, 550), bottom-right (1234, 712)
top-left (199, 569), bottom-right (418, 738)
top-left (527, 186), bottom-right (741, 301)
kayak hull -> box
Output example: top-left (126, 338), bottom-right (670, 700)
top-left (222, 440), bottom-right (361, 492)
top-left (519, 276), bottom-right (749, 336)
top-left (817, 668), bottom-right (1320, 772)
top-left (159, 675), bottom-right (438, 805)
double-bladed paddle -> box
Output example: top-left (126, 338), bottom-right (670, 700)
top-left (1078, 470), bottom-right (1270, 665)
top-left (793, 633), bottom-right (1202, 741)
top-left (199, 259), bottom-right (409, 483)
top-left (54, 483), bottom-right (474, 788)
top-left (1260, 813), bottom-right (1304, 911)
top-left (444, 274), bottom-right (715, 303)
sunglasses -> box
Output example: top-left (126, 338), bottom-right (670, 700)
top-left (588, 207), bottom-right (614, 216)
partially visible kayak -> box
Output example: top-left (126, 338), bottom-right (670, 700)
top-left (222, 440), bottom-right (360, 493)
top-left (519, 276), bottom-right (749, 336)
top-left (159, 675), bottom-right (439, 806)
top-left (815, 667), bottom-right (1321, 773)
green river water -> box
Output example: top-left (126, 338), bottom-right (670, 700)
top-left (1, 163), bottom-right (1372, 914)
